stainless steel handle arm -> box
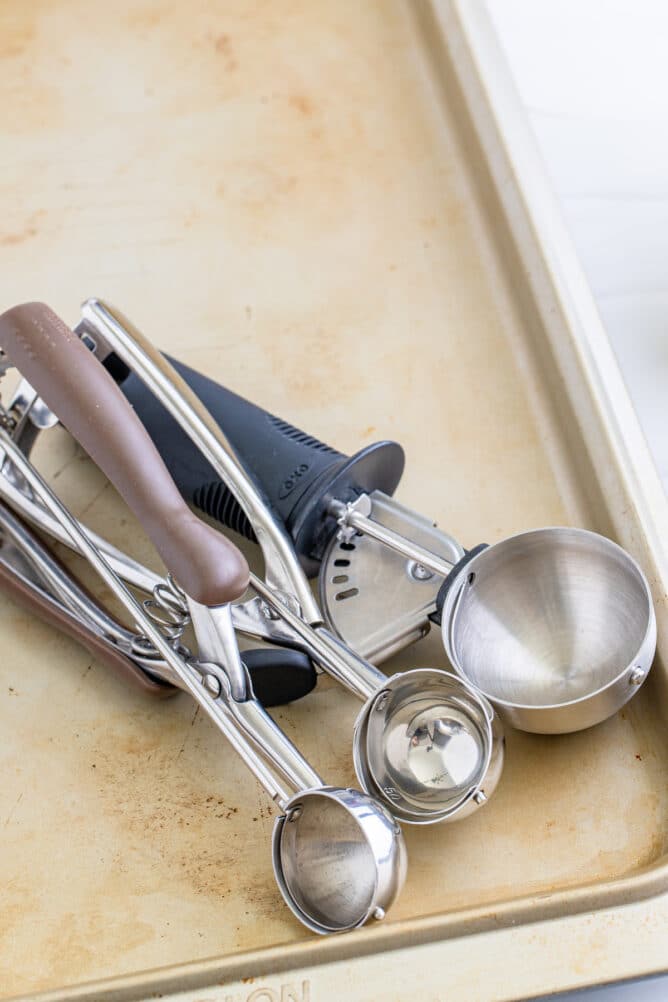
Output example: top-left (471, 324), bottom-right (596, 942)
top-left (187, 599), bottom-right (249, 701)
top-left (0, 459), bottom-right (294, 656)
top-left (0, 428), bottom-right (322, 802)
top-left (0, 498), bottom-right (196, 686)
top-left (185, 597), bottom-right (321, 793)
top-left (0, 460), bottom-right (163, 594)
top-left (195, 661), bottom-right (293, 809)
top-left (249, 572), bottom-right (383, 701)
top-left (78, 298), bottom-right (320, 623)
top-left (0, 501), bottom-right (136, 644)
top-left (0, 499), bottom-right (314, 723)
top-left (329, 495), bottom-right (456, 579)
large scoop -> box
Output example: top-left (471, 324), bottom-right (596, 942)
top-left (108, 340), bottom-right (657, 735)
top-left (440, 527), bottom-right (656, 733)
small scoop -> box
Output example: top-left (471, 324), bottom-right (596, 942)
top-left (0, 302), bottom-right (409, 934)
top-left (274, 787), bottom-right (407, 933)
top-left (441, 527), bottom-right (656, 733)
top-left (353, 669), bottom-right (504, 825)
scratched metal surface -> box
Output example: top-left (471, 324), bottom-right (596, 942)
top-left (0, 1), bottom-right (667, 999)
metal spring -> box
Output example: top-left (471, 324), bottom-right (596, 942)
top-left (0, 401), bottom-right (16, 431)
top-left (131, 574), bottom-right (191, 658)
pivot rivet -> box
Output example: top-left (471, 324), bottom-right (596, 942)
top-left (410, 562), bottom-right (433, 581)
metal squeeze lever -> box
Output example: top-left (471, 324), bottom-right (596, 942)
top-left (0, 303), bottom-right (407, 935)
top-left (73, 299), bottom-right (504, 826)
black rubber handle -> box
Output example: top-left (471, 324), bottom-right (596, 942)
top-left (112, 354), bottom-right (404, 576)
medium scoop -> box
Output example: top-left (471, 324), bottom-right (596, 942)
top-left (353, 668), bottom-right (505, 825)
top-left (441, 527), bottom-right (656, 733)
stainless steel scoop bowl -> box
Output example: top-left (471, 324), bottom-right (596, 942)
top-left (353, 669), bottom-right (504, 824)
top-left (441, 527), bottom-right (656, 734)
top-left (274, 787), bottom-right (407, 933)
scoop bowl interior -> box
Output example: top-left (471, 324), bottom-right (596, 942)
top-left (273, 787), bottom-right (407, 934)
top-left (442, 528), bottom-right (655, 730)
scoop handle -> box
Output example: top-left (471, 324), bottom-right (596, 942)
top-left (0, 303), bottom-right (249, 607)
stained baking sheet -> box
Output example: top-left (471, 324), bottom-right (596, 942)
top-left (1, 1), bottom-right (668, 1000)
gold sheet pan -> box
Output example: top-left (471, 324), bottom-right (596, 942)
top-left (1, 2), bottom-right (667, 999)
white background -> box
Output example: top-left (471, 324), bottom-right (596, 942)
top-left (486, 2), bottom-right (668, 998)
top-left (488, 0), bottom-right (668, 495)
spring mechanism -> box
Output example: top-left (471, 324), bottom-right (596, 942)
top-left (0, 401), bottom-right (16, 432)
top-left (131, 574), bottom-right (191, 658)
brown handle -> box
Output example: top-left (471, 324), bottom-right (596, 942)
top-left (0, 303), bottom-right (250, 606)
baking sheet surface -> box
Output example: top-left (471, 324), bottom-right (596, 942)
top-left (1, 1), bottom-right (666, 998)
